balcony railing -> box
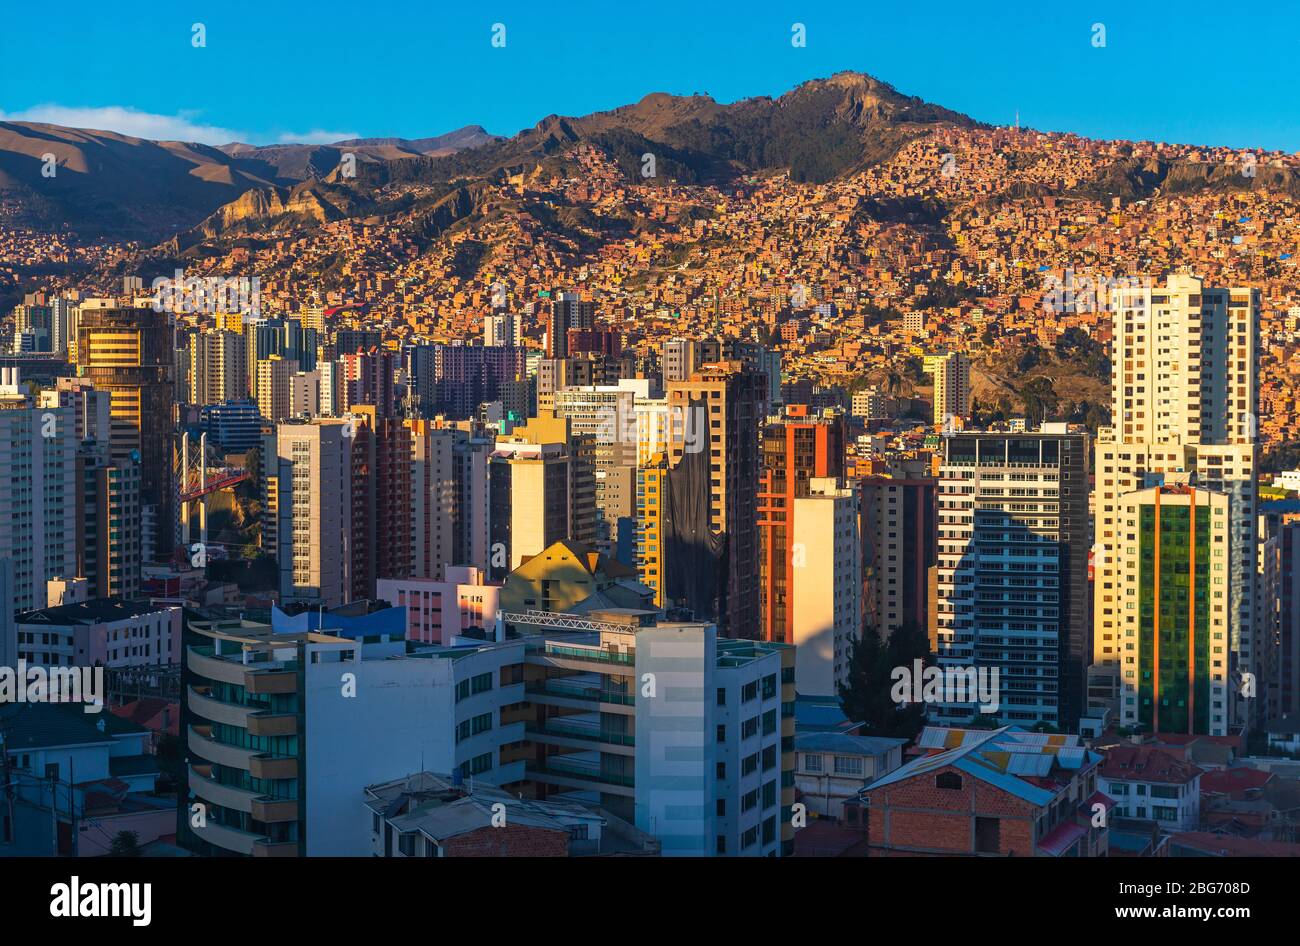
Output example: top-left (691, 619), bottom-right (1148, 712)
top-left (528, 759), bottom-right (635, 788)
top-left (542, 643), bottom-right (636, 665)
top-left (525, 680), bottom-right (636, 706)
top-left (526, 721), bottom-right (635, 746)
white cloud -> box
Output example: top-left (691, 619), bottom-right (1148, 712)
top-left (0, 105), bottom-right (359, 147)
top-left (0, 105), bottom-right (245, 144)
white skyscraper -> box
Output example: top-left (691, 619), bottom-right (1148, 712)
top-left (1092, 274), bottom-right (1259, 730)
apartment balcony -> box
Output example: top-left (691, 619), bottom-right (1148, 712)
top-left (188, 725), bottom-right (256, 770)
top-left (188, 764), bottom-right (299, 823)
top-left (187, 645), bottom-right (299, 694)
top-left (526, 758), bottom-right (635, 797)
top-left (247, 712), bottom-right (298, 737)
top-left (250, 755), bottom-right (299, 780)
top-left (187, 646), bottom-right (248, 687)
top-left (524, 680), bottom-right (636, 715)
top-left (188, 725), bottom-right (299, 780)
top-left (188, 686), bottom-right (255, 728)
top-left (246, 668), bottom-right (298, 695)
top-left (190, 818), bottom-right (263, 856)
top-left (525, 720), bottom-right (635, 757)
top-left (528, 641), bottom-right (636, 673)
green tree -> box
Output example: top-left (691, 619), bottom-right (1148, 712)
top-left (838, 624), bottom-right (932, 742)
top-left (109, 830), bottom-right (142, 857)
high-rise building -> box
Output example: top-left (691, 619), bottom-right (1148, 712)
top-left (553, 380), bottom-right (659, 561)
top-left (1261, 521), bottom-right (1300, 721)
top-left (509, 608), bottom-right (795, 856)
top-left (661, 338), bottom-right (700, 384)
top-left (484, 310), bottom-right (520, 348)
top-left (1092, 275), bottom-right (1259, 728)
top-left (787, 478), bottom-right (861, 696)
top-left (667, 362), bottom-right (767, 636)
top-left (757, 405), bottom-right (845, 645)
top-left (488, 414), bottom-right (595, 577)
top-left (348, 406), bottom-right (412, 602)
top-left (188, 330), bottom-right (248, 406)
top-left (935, 428), bottom-right (1089, 729)
top-left (255, 356), bottom-right (295, 423)
top-left (75, 303), bottom-right (176, 561)
top-left (860, 457), bottom-right (937, 639)
top-left (43, 379), bottom-right (141, 599)
top-left (1113, 483), bottom-right (1230, 736)
top-left (407, 422), bottom-right (492, 579)
top-left (0, 373), bottom-right (77, 611)
top-left (545, 292), bottom-right (595, 358)
top-left (408, 343), bottom-right (527, 419)
top-left (275, 419), bottom-right (353, 607)
top-left (924, 352), bottom-right (972, 428)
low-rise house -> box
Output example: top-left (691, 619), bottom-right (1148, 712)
top-left (795, 732), bottom-right (905, 820)
top-left (363, 772), bottom-right (660, 857)
top-left (0, 702), bottom-right (167, 856)
top-left (1098, 746), bottom-right (1203, 831)
top-left (854, 725), bottom-right (1111, 857)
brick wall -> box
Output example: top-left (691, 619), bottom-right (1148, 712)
top-left (865, 763), bottom-right (1040, 856)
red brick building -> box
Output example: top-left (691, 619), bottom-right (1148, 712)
top-left (850, 726), bottom-right (1113, 856)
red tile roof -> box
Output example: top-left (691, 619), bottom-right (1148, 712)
top-left (1099, 745), bottom-right (1203, 785)
top-left (1199, 767), bottom-right (1273, 798)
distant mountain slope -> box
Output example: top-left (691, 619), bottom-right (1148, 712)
top-left (215, 126), bottom-right (500, 183)
top-left (179, 71), bottom-right (984, 243)
top-left (0, 122), bottom-right (497, 240)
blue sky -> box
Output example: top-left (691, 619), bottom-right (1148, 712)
top-left (1, 0), bottom-right (1295, 150)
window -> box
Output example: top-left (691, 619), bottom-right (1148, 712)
top-left (936, 772), bottom-right (963, 790)
top-left (471, 672), bottom-right (493, 695)
top-left (803, 753), bottom-right (823, 773)
top-left (716, 687), bottom-right (726, 706)
top-left (834, 755), bottom-right (864, 777)
top-left (468, 753), bottom-right (492, 775)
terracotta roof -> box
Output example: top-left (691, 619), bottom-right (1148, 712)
top-left (1098, 745), bottom-right (1203, 785)
top-left (1199, 767), bottom-right (1272, 798)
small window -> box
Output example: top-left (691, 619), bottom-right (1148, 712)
top-left (936, 772), bottom-right (963, 791)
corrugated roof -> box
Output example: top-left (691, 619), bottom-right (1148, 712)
top-left (795, 732), bottom-right (906, 756)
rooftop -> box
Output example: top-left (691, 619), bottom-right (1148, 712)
top-left (17, 597), bottom-right (177, 626)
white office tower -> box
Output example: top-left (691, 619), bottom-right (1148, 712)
top-left (0, 371), bottom-right (78, 611)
